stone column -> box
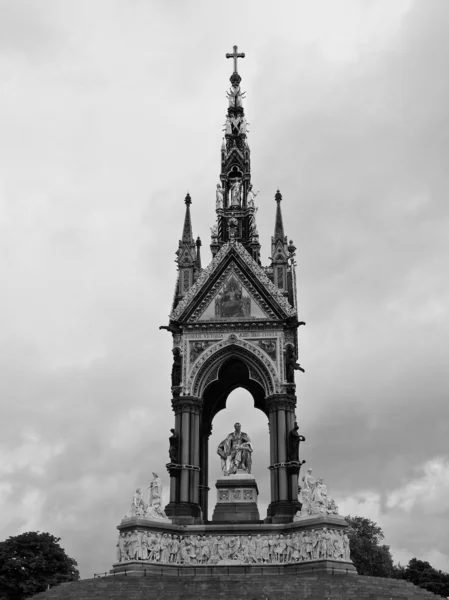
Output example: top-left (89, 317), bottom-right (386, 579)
top-left (277, 406), bottom-right (288, 502)
top-left (199, 424), bottom-right (211, 520)
top-left (286, 409), bottom-right (299, 501)
top-left (180, 408), bottom-right (191, 502)
top-left (165, 396), bottom-right (202, 524)
top-left (268, 416), bottom-right (277, 503)
top-left (266, 394), bottom-right (298, 523)
top-left (190, 408), bottom-right (200, 505)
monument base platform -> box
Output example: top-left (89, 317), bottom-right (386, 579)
top-left (31, 572), bottom-right (442, 600)
top-left (113, 514), bottom-right (355, 574)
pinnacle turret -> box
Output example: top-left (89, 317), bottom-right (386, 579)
top-left (274, 190), bottom-right (285, 241)
top-left (271, 190), bottom-right (289, 292)
top-left (182, 193), bottom-right (193, 244)
top-left (174, 193), bottom-right (197, 304)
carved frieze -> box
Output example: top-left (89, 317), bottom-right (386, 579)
top-left (116, 528), bottom-right (351, 565)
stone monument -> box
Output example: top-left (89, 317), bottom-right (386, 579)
top-left (109, 45), bottom-right (355, 578)
top-left (212, 422), bottom-right (259, 522)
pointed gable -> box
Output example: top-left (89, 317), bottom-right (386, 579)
top-left (170, 241), bottom-right (296, 323)
top-left (197, 267), bottom-right (271, 321)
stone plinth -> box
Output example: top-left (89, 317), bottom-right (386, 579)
top-left (212, 472), bottom-right (260, 523)
top-left (113, 514), bottom-right (356, 576)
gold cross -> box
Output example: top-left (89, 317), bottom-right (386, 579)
top-left (226, 45), bottom-right (245, 74)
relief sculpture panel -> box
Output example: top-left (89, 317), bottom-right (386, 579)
top-left (116, 529), bottom-right (351, 565)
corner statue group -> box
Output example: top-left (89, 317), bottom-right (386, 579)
top-left (217, 422), bottom-right (253, 475)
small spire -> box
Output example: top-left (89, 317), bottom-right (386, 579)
top-left (195, 236), bottom-right (202, 270)
top-left (182, 193), bottom-right (193, 243)
top-left (274, 190), bottom-right (285, 240)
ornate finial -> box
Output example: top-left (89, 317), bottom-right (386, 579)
top-left (185, 193), bottom-right (192, 206)
top-left (226, 45), bottom-right (245, 75)
top-left (195, 236), bottom-right (202, 248)
top-left (275, 189), bottom-right (282, 203)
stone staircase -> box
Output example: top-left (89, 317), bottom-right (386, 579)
top-left (31, 573), bottom-right (444, 599)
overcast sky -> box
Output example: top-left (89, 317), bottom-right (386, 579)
top-left (1, 0), bottom-right (448, 578)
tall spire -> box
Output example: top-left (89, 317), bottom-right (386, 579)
top-left (174, 193), bottom-right (197, 303)
top-left (271, 190), bottom-right (289, 292)
top-left (182, 193), bottom-right (193, 243)
top-left (211, 46), bottom-right (261, 263)
top-left (274, 190), bottom-right (285, 240)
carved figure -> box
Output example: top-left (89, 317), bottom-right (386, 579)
top-left (302, 468), bottom-right (315, 492)
top-left (124, 488), bottom-right (146, 518)
top-left (168, 429), bottom-right (179, 463)
top-left (171, 348), bottom-right (182, 387)
top-left (287, 421), bottom-right (306, 462)
top-left (239, 116), bottom-right (248, 135)
top-left (246, 184), bottom-right (259, 208)
top-left (145, 472), bottom-right (168, 520)
top-left (225, 117), bottom-right (232, 135)
top-left (216, 184), bottom-right (224, 209)
top-left (116, 533), bottom-right (126, 562)
top-left (327, 498), bottom-right (339, 514)
top-left (210, 223), bottom-right (218, 237)
top-left (312, 477), bottom-right (328, 512)
top-left (230, 179), bottom-right (242, 207)
top-left (285, 344), bottom-right (304, 382)
top-left (217, 422), bottom-right (253, 475)
top-left (141, 531), bottom-right (150, 560)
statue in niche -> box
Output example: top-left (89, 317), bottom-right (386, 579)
top-left (168, 429), bottom-right (179, 463)
top-left (285, 345), bottom-right (304, 382)
top-left (216, 183), bottom-right (224, 209)
top-left (217, 422), bottom-right (253, 475)
top-left (246, 184), bottom-right (259, 208)
top-left (287, 421), bottom-right (306, 462)
top-left (144, 472), bottom-right (169, 520)
top-left (171, 347), bottom-right (182, 387)
top-left (230, 179), bottom-right (242, 207)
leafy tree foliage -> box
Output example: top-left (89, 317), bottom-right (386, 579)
top-left (397, 558), bottom-right (449, 597)
top-left (0, 531), bottom-right (79, 600)
top-left (345, 515), bottom-right (395, 578)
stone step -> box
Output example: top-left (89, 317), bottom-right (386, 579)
top-left (31, 573), bottom-right (445, 600)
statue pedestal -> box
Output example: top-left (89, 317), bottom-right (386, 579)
top-left (212, 471), bottom-right (260, 523)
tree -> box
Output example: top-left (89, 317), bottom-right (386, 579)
top-left (0, 532), bottom-right (79, 600)
top-left (345, 515), bottom-right (395, 578)
top-left (397, 558), bottom-right (449, 597)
